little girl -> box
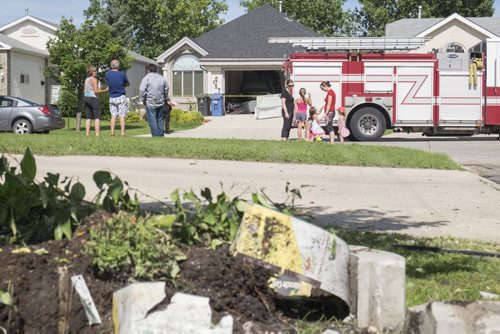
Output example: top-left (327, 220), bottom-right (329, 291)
top-left (337, 106), bottom-right (350, 144)
top-left (307, 107), bottom-right (325, 142)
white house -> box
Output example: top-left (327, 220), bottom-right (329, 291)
top-left (156, 5), bottom-right (319, 109)
top-left (0, 14), bottom-right (157, 104)
top-left (386, 13), bottom-right (500, 53)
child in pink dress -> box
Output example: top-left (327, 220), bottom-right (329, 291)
top-left (307, 107), bottom-right (325, 142)
top-left (337, 106), bottom-right (350, 144)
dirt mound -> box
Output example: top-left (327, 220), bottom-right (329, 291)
top-left (0, 216), bottom-right (345, 333)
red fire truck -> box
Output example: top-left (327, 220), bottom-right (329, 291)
top-left (270, 37), bottom-right (500, 141)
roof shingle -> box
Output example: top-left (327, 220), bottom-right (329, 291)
top-left (193, 4), bottom-right (320, 59)
top-left (386, 17), bottom-right (500, 38)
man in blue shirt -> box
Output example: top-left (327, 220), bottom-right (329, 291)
top-left (105, 59), bottom-right (129, 136)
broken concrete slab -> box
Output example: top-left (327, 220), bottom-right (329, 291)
top-left (349, 246), bottom-right (406, 331)
top-left (404, 301), bottom-right (500, 334)
top-left (113, 281), bottom-right (166, 334)
top-left (113, 286), bottom-right (233, 334)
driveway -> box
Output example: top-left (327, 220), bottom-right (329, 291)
top-left (165, 115), bottom-right (500, 184)
top-left (26, 155), bottom-right (500, 242)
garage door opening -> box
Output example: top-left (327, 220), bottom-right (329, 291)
top-left (224, 70), bottom-right (283, 114)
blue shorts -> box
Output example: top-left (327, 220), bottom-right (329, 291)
top-left (295, 112), bottom-right (307, 122)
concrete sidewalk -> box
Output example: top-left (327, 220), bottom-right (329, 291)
top-left (30, 155), bottom-right (500, 242)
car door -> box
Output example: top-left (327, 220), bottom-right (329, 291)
top-left (0, 97), bottom-right (15, 131)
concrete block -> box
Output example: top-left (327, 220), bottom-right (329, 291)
top-left (113, 281), bottom-right (166, 334)
top-left (323, 330), bottom-right (340, 334)
top-left (349, 246), bottom-right (406, 331)
top-left (114, 288), bottom-right (233, 334)
top-left (404, 301), bottom-right (500, 334)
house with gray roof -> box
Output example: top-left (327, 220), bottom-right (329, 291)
top-left (386, 13), bottom-right (500, 54)
top-left (156, 5), bottom-right (319, 107)
top-left (0, 13), bottom-right (158, 104)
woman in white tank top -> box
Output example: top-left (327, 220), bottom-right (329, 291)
top-left (84, 66), bottom-right (108, 136)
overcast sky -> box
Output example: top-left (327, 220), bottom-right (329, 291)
top-left (0, 0), bottom-right (498, 27)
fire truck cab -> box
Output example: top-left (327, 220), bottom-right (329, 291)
top-left (271, 37), bottom-right (500, 141)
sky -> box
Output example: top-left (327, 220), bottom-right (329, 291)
top-left (0, 0), bottom-right (499, 27)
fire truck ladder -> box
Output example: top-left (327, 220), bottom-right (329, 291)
top-left (268, 37), bottom-right (427, 51)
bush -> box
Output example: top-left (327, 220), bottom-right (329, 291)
top-left (98, 91), bottom-right (110, 119)
top-left (56, 89), bottom-right (78, 117)
top-left (86, 211), bottom-right (186, 280)
top-left (0, 149), bottom-right (91, 243)
top-left (170, 109), bottom-right (204, 124)
top-left (125, 111), bottom-right (144, 123)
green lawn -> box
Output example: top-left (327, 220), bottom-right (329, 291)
top-left (53, 118), bottom-right (200, 136)
top-left (0, 118), bottom-right (461, 170)
top-left (336, 229), bottom-right (500, 307)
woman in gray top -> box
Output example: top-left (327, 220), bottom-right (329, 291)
top-left (84, 66), bottom-right (108, 136)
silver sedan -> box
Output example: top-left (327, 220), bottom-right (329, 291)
top-left (0, 96), bottom-right (65, 134)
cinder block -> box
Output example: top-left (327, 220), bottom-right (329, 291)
top-left (404, 301), bottom-right (500, 334)
top-left (349, 246), bottom-right (406, 331)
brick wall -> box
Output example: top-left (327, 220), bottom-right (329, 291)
top-left (0, 51), bottom-right (8, 95)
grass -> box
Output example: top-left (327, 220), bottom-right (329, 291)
top-left (0, 119), bottom-right (460, 170)
top-left (336, 229), bottom-right (500, 307)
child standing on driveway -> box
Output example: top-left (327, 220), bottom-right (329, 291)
top-left (337, 107), bottom-right (350, 144)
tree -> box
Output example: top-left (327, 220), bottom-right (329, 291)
top-left (240, 0), bottom-right (354, 36)
top-left (85, 0), bottom-right (228, 59)
top-left (46, 18), bottom-right (131, 130)
top-left (356, 0), bottom-right (495, 37)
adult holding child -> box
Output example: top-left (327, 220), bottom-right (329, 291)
top-left (319, 81), bottom-right (336, 144)
top-left (84, 66), bottom-right (108, 137)
top-left (105, 59), bottom-right (129, 136)
top-left (280, 79), bottom-right (296, 140)
top-left (294, 87), bottom-right (312, 141)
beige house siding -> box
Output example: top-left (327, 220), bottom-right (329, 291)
top-left (2, 21), bottom-right (56, 51)
top-left (125, 61), bottom-right (148, 98)
top-left (416, 20), bottom-right (488, 53)
top-left (10, 51), bottom-right (47, 103)
top-left (0, 51), bottom-right (8, 95)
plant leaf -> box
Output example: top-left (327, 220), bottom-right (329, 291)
top-left (93, 171), bottom-right (112, 189)
top-left (154, 214), bottom-right (176, 229)
top-left (108, 180), bottom-right (123, 203)
top-left (0, 291), bottom-right (13, 306)
top-left (39, 185), bottom-right (49, 208)
top-left (201, 188), bottom-right (212, 202)
top-left (34, 248), bottom-right (49, 256)
top-left (20, 148), bottom-right (36, 180)
top-left (70, 182), bottom-right (86, 201)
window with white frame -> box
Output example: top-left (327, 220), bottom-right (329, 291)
top-left (172, 54), bottom-right (203, 97)
top-left (445, 43), bottom-right (465, 53)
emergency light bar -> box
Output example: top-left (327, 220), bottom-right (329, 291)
top-left (268, 37), bottom-right (427, 51)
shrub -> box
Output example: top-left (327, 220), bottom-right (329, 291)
top-left (56, 89), bottom-right (78, 117)
top-left (170, 109), bottom-right (204, 124)
top-left (125, 111), bottom-right (144, 123)
top-left (86, 211), bottom-right (186, 280)
top-left (0, 149), bottom-right (91, 243)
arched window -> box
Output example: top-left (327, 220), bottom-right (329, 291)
top-left (172, 54), bottom-right (203, 96)
top-left (445, 43), bottom-right (465, 53)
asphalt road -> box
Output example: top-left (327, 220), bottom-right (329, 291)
top-left (364, 133), bottom-right (500, 184)
top-left (23, 155), bottom-right (500, 242)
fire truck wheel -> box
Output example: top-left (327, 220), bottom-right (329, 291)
top-left (349, 107), bottom-right (386, 141)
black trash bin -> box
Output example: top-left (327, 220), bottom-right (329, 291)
top-left (197, 94), bottom-right (211, 116)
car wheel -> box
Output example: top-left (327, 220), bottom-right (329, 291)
top-left (12, 119), bottom-right (33, 134)
top-left (349, 107), bottom-right (386, 141)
